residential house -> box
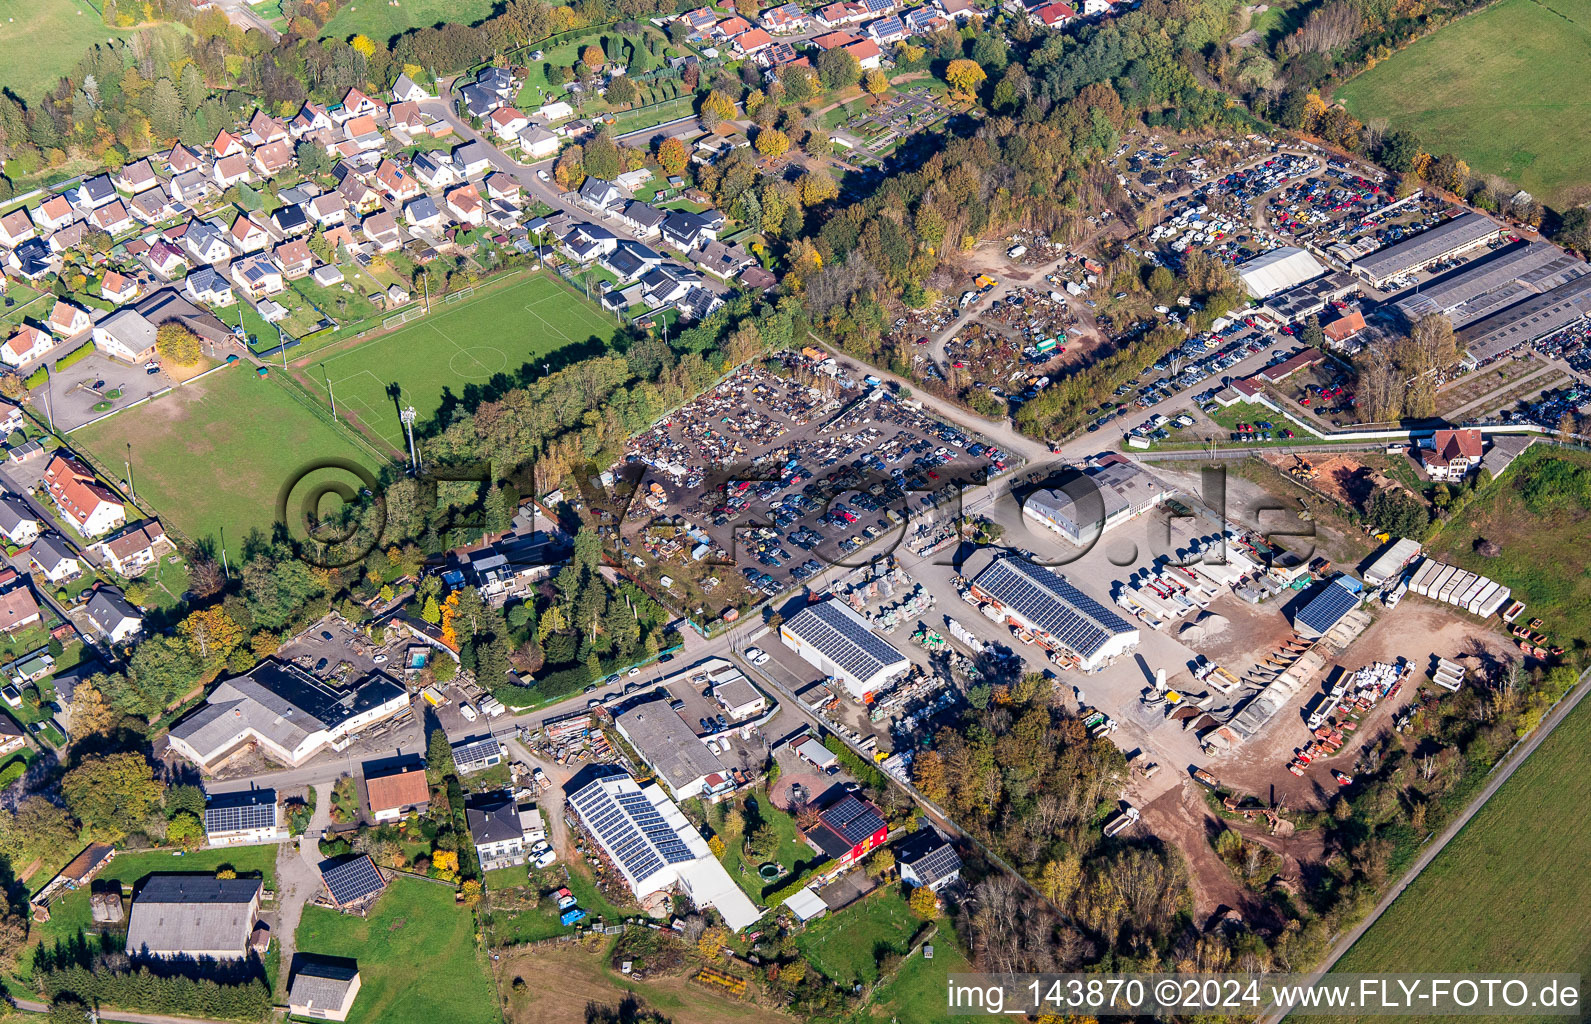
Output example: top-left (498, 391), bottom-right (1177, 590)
top-left (681, 7), bottom-right (718, 35)
top-left (0, 716), bottom-right (22, 759)
top-left (128, 186), bottom-right (174, 225)
top-left (846, 37), bottom-right (883, 67)
top-left (168, 169), bottom-right (212, 205)
top-left (692, 239), bottom-right (755, 280)
top-left (146, 240), bottom-right (189, 280)
top-left (1030, 1), bottom-right (1075, 24)
top-left (245, 109), bottom-right (290, 147)
top-left (412, 152), bottom-right (459, 190)
top-left (660, 209), bottom-right (718, 251)
top-left (804, 793), bottom-right (887, 869)
top-left (0, 497), bottom-right (41, 546)
top-left (517, 124), bottom-right (559, 160)
top-left (488, 106), bottom-right (530, 141)
top-left (342, 114), bottom-right (383, 151)
top-left (445, 183), bottom-right (485, 227)
top-left (289, 102), bottom-right (335, 139)
top-left (466, 793), bottom-right (526, 870)
top-left (89, 521), bottom-right (170, 577)
top-left (452, 141), bottom-right (494, 178)
top-left (939, 0), bottom-right (978, 19)
top-left (164, 143), bottom-right (205, 174)
top-left (47, 300), bottom-right (92, 338)
top-left (46, 222), bottom-right (88, 256)
top-left (0, 209), bottom-right (34, 248)
top-left (184, 221), bottom-right (233, 265)
top-left (460, 84), bottom-right (498, 120)
top-left (618, 201), bottom-right (666, 239)
top-left (274, 239), bottom-right (315, 280)
top-left (336, 171), bottom-right (381, 214)
top-left (337, 87), bottom-right (385, 123)
top-left (89, 200), bottom-right (134, 235)
top-left (271, 203), bottom-right (311, 238)
top-left (8, 239), bottom-right (52, 281)
top-left (561, 223), bottom-right (619, 264)
top-left (577, 177), bottom-right (624, 213)
top-left (212, 129), bottom-right (246, 159)
top-left (86, 586), bottom-right (143, 643)
top-left (391, 72), bottom-right (432, 103)
top-left (364, 763), bottom-right (430, 822)
top-left (252, 140), bottom-right (295, 177)
top-left (476, 66), bottom-right (516, 99)
top-left (231, 255), bottom-right (286, 300)
top-left (230, 214), bottom-right (270, 254)
top-left (0, 585), bottom-right (41, 635)
top-left (92, 309), bottom-right (159, 364)
top-left (896, 828), bottom-right (961, 892)
top-left (485, 174), bottom-right (522, 205)
top-left (715, 14), bottom-right (752, 37)
top-left (0, 400), bottom-right (20, 437)
top-left (1423, 428), bottom-right (1485, 481)
top-left (0, 326), bottom-right (52, 366)
top-left (100, 270), bottom-right (140, 305)
top-left (73, 174), bottom-right (118, 211)
top-left (387, 101), bottom-right (434, 136)
top-left (29, 532), bottom-right (82, 582)
top-left (212, 154), bottom-right (252, 189)
top-left (865, 14), bottom-right (905, 43)
top-left (404, 196), bottom-right (443, 231)
top-left (203, 789), bottom-right (283, 846)
top-left (34, 196), bottom-right (76, 233)
top-left (762, 3), bottom-right (809, 32)
top-left (903, 5), bottom-right (949, 32)
top-left (308, 193), bottom-right (349, 228)
top-left (816, 2), bottom-right (870, 26)
top-left (371, 159), bottom-right (419, 204)
top-left (184, 265), bottom-right (235, 307)
top-left (739, 264), bottom-right (778, 291)
top-left (361, 211), bottom-right (401, 253)
top-left (639, 263), bottom-right (701, 307)
top-left (125, 876), bottom-right (263, 960)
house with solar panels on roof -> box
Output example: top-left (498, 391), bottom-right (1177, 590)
top-left (778, 598), bottom-right (910, 701)
top-left (804, 792), bottom-right (887, 870)
top-left (896, 827), bottom-right (961, 893)
top-left (565, 769), bottom-right (761, 930)
top-left (966, 553), bottom-right (1139, 672)
top-left (320, 854), bottom-right (388, 910)
top-left (203, 788), bottom-right (284, 847)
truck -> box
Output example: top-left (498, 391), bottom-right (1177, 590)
top-left (1103, 806), bottom-right (1140, 838)
top-left (1192, 767), bottom-right (1221, 790)
top-left (1007, 244), bottom-right (1028, 259)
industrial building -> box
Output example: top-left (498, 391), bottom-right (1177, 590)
top-left (779, 599), bottom-right (910, 700)
top-left (1260, 271), bottom-right (1358, 323)
top-left (565, 771), bottom-right (760, 930)
top-left (1362, 537), bottom-right (1422, 588)
top-left (1391, 241), bottom-right (1588, 329)
top-left (1021, 460), bottom-right (1172, 545)
top-left (1349, 212), bottom-right (1502, 289)
top-left (613, 699), bottom-right (734, 802)
top-left (967, 554), bottom-right (1140, 671)
top-left (167, 661), bottom-right (409, 772)
top-left (1458, 273), bottom-right (1591, 366)
top-left (1238, 246), bottom-right (1326, 298)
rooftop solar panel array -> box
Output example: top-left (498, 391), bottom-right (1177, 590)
top-left (452, 737), bottom-right (501, 769)
top-left (821, 794), bottom-right (886, 845)
top-left (203, 794), bottom-right (276, 835)
top-left (906, 841), bottom-right (962, 886)
top-left (972, 557), bottom-right (1134, 658)
top-left (1296, 579), bottom-right (1360, 635)
top-left (784, 601), bottom-right (905, 685)
top-left (321, 855), bottom-right (386, 906)
top-left (569, 779), bottom-right (695, 888)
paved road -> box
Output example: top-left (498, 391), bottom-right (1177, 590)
top-left (1264, 666), bottom-right (1591, 1023)
top-left (271, 781), bottom-right (333, 1000)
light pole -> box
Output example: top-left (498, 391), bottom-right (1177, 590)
top-left (125, 441), bottom-right (135, 503)
top-left (321, 363), bottom-right (337, 418)
top-left (400, 405), bottom-right (420, 472)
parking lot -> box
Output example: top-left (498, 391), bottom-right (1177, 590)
top-left (39, 351), bottom-right (181, 432)
top-left (278, 613), bottom-right (398, 683)
top-left (617, 356), bottom-right (1014, 605)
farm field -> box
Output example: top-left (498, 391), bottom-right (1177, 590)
top-left (1334, 0), bottom-right (1591, 208)
top-left (296, 271), bottom-right (620, 451)
top-left (295, 876), bottom-right (498, 1024)
top-left (1325, 691), bottom-right (1591, 1023)
top-left (495, 940), bottom-right (771, 1024)
top-left (318, 0), bottom-right (500, 44)
top-left (72, 363), bottom-right (385, 545)
top-left (1424, 445), bottom-right (1591, 648)
top-left (0, 0), bottom-right (144, 99)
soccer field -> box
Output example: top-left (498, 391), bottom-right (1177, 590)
top-left (299, 272), bottom-right (621, 450)
top-left (1335, 0), bottom-right (1591, 208)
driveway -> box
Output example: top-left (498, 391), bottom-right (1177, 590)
top-left (271, 781), bottom-right (333, 1000)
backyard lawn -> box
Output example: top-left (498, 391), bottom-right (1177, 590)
top-left (294, 270), bottom-right (620, 451)
top-left (295, 875), bottom-right (498, 1024)
top-left (72, 362), bottom-right (386, 544)
top-left (794, 888), bottom-right (920, 988)
top-left (707, 790), bottom-right (819, 901)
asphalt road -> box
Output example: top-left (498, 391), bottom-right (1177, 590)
top-left (1263, 666), bottom-right (1591, 1023)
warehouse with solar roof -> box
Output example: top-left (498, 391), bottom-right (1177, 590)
top-left (779, 598), bottom-right (910, 700)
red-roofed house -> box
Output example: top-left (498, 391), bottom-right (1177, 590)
top-left (1032, 1), bottom-right (1075, 25)
top-left (844, 37), bottom-right (882, 68)
top-left (446, 183), bottom-right (485, 227)
top-left (100, 270), bottom-right (139, 304)
top-left (337, 87), bottom-right (385, 123)
top-left (274, 239), bottom-right (315, 279)
top-left (1423, 429), bottom-right (1484, 482)
top-left (1, 326), bottom-right (54, 367)
top-left (0, 209), bottom-right (35, 248)
top-left (811, 29), bottom-right (861, 48)
top-left (47, 300), bottom-right (92, 338)
top-left (230, 214), bottom-right (270, 254)
top-left (714, 15), bottom-right (752, 37)
top-left (1323, 311), bottom-right (1366, 346)
top-left (488, 106), bottom-right (531, 141)
top-left (35, 196), bottom-right (75, 233)
top-left (213, 129), bottom-right (245, 159)
top-left (734, 27), bottom-right (774, 55)
top-left (44, 454), bottom-right (126, 537)
top-left (252, 139), bottom-right (295, 177)
top-left (1256, 347), bottom-right (1325, 383)
top-left (374, 159), bottom-right (422, 203)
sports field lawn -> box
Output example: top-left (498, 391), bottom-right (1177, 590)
top-left (72, 363), bottom-right (384, 545)
top-left (0, 0), bottom-right (149, 100)
top-left (1335, 0), bottom-right (1591, 207)
top-left (318, 0), bottom-right (499, 44)
top-left (298, 272), bottom-right (620, 450)
top-left (1325, 692), bottom-right (1591, 1023)
top-left (295, 876), bottom-right (498, 1024)
top-left (795, 888), bottom-right (921, 988)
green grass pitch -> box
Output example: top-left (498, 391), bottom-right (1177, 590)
top-left (297, 272), bottom-right (622, 452)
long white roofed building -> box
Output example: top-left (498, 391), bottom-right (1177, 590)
top-left (968, 554), bottom-right (1139, 671)
top-left (778, 598), bottom-right (910, 700)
